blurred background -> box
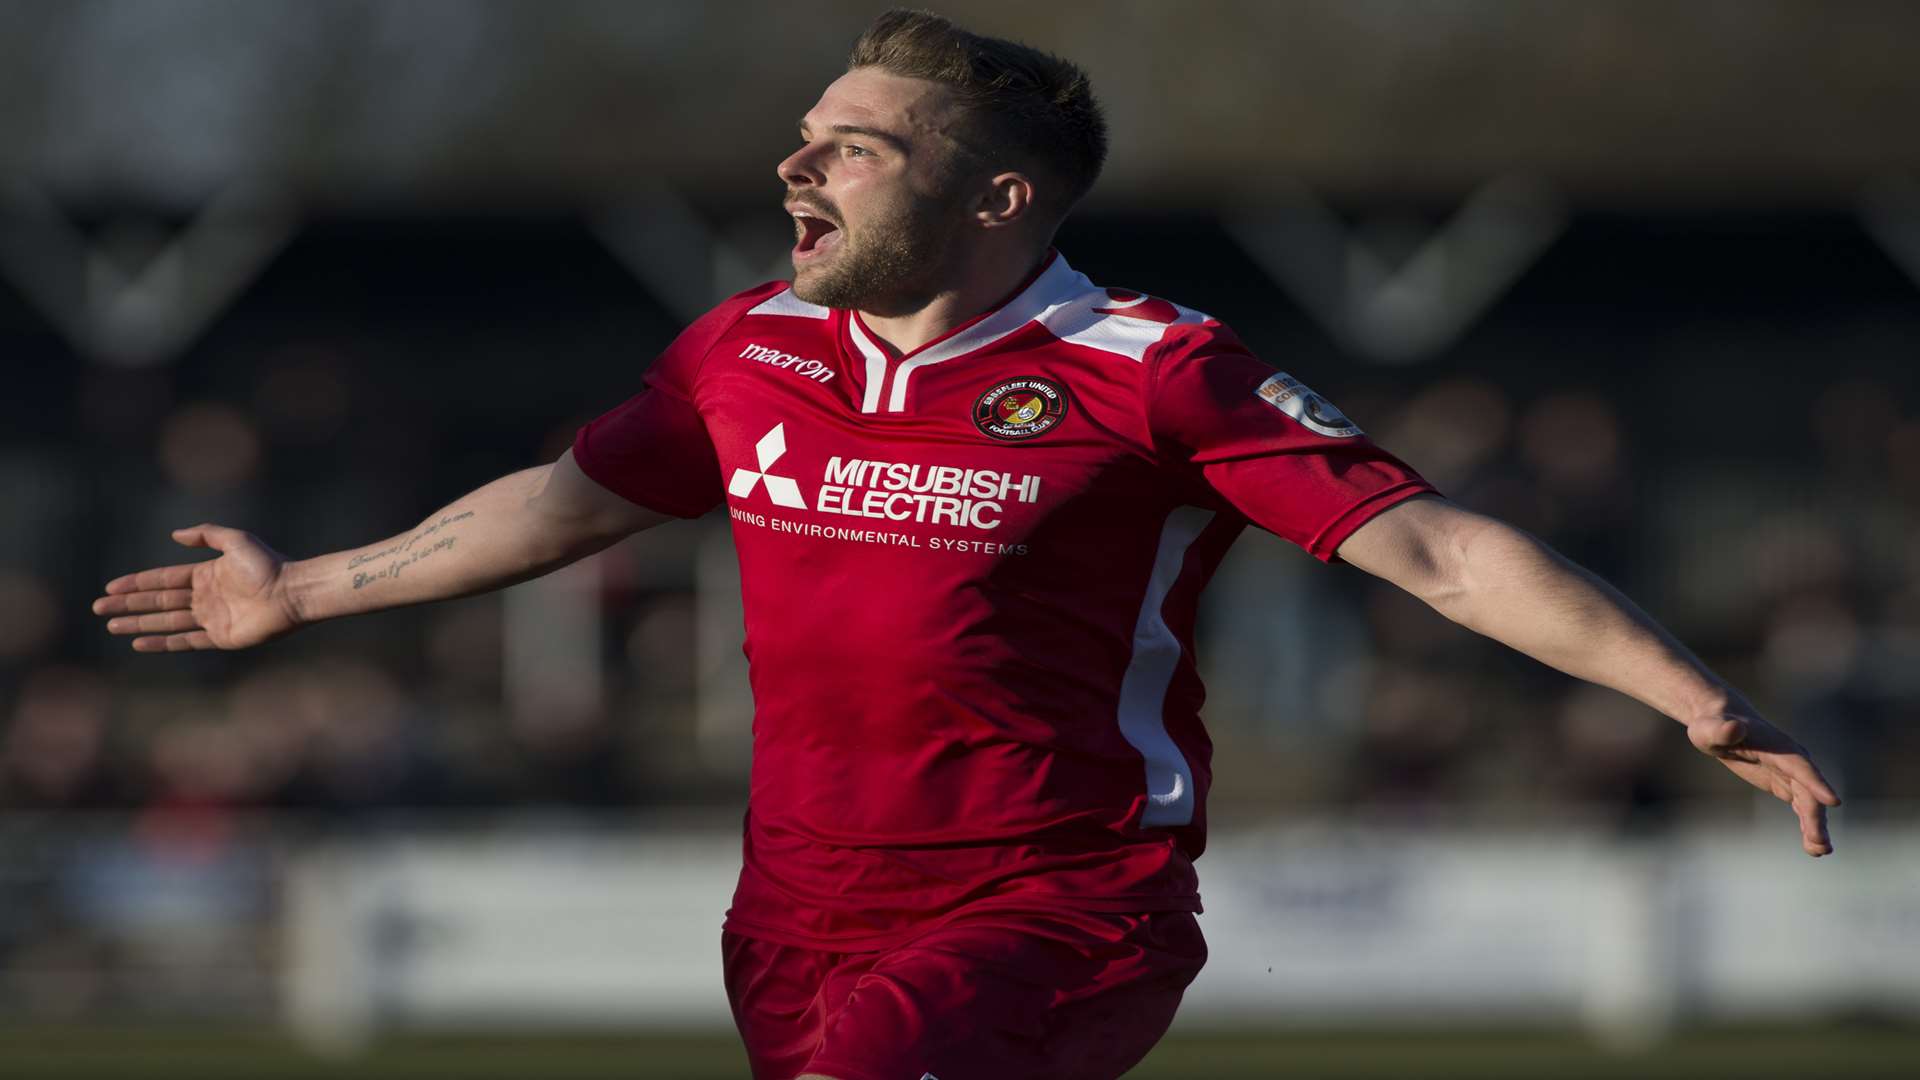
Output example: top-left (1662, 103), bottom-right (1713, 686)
top-left (3, 1), bottom-right (1918, 1076)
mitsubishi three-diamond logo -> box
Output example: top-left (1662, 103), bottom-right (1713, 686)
top-left (727, 423), bottom-right (807, 508)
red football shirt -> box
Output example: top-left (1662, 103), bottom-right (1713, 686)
top-left (575, 252), bottom-right (1433, 949)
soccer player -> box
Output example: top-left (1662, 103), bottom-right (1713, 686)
top-left (92, 11), bottom-right (1839, 1079)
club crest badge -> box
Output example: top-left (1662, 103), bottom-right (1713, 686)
top-left (973, 376), bottom-right (1069, 441)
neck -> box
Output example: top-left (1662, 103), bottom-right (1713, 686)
top-left (857, 245), bottom-right (1049, 355)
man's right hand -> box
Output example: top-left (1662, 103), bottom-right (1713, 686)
top-left (92, 524), bottom-right (302, 652)
top-left (92, 454), bottom-right (668, 650)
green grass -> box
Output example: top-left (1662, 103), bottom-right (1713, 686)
top-left (1, 1026), bottom-right (1917, 1078)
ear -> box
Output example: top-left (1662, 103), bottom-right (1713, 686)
top-left (975, 171), bottom-right (1035, 229)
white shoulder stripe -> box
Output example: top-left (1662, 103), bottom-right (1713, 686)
top-left (1039, 287), bottom-right (1211, 363)
top-left (851, 254), bottom-right (1216, 411)
top-left (746, 288), bottom-right (831, 320)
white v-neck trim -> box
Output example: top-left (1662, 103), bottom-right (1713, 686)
top-left (846, 315), bottom-right (890, 414)
top-left (853, 254), bottom-right (1085, 414)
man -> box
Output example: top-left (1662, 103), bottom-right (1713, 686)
top-left (93, 10), bottom-right (1839, 1079)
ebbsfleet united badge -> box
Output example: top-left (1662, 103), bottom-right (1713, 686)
top-left (973, 376), bottom-right (1069, 441)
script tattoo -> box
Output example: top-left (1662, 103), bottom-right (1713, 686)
top-left (347, 510), bottom-right (476, 569)
top-left (351, 536), bottom-right (459, 590)
top-left (347, 510), bottom-right (476, 589)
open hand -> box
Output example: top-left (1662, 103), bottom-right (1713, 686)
top-left (1688, 712), bottom-right (1842, 856)
top-left (92, 524), bottom-right (301, 651)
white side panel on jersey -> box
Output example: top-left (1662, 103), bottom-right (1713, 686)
top-left (847, 315), bottom-right (889, 414)
top-left (1117, 505), bottom-right (1213, 828)
top-left (746, 288), bottom-right (831, 319)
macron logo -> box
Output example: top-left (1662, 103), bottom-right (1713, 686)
top-left (740, 342), bottom-right (835, 383)
top-left (728, 423), bottom-right (807, 508)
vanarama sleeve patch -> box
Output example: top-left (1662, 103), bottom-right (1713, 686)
top-left (1254, 372), bottom-right (1362, 438)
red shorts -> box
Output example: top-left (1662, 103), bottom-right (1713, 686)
top-left (721, 908), bottom-right (1206, 1080)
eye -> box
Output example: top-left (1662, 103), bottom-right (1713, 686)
top-left (843, 144), bottom-right (873, 158)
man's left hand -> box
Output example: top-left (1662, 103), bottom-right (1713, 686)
top-left (1688, 713), bottom-right (1842, 856)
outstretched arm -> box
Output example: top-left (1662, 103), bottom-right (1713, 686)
top-left (92, 449), bottom-right (670, 651)
top-left (1337, 494), bottom-right (1841, 856)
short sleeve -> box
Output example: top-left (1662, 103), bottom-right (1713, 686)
top-left (573, 282), bottom-right (786, 518)
top-left (1148, 334), bottom-right (1434, 561)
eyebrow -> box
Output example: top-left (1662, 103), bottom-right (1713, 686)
top-left (798, 119), bottom-right (911, 153)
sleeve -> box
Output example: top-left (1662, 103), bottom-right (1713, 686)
top-left (572, 284), bottom-right (783, 518)
top-left (1147, 332), bottom-right (1435, 561)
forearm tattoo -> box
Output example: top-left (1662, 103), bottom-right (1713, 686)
top-left (348, 510), bottom-right (476, 589)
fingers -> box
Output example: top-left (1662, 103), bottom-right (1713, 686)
top-left (103, 564), bottom-right (197, 595)
top-left (1764, 757), bottom-right (1839, 856)
top-left (93, 589), bottom-right (194, 616)
top-left (106, 611), bottom-right (200, 635)
top-left (1784, 758), bottom-right (1843, 809)
top-left (1711, 732), bottom-right (1844, 857)
top-left (173, 523), bottom-right (246, 552)
top-left (1794, 790), bottom-right (1833, 857)
top-left (131, 630), bottom-right (216, 652)
top-left (1732, 716), bottom-right (1844, 808)
top-left (1693, 715), bottom-right (1845, 810)
top-left (1728, 756), bottom-right (1836, 857)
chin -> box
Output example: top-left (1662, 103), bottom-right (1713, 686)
top-left (789, 269), bottom-right (842, 308)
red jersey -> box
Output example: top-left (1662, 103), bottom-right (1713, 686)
top-left (574, 252), bottom-right (1432, 949)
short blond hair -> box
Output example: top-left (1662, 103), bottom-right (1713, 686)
top-left (849, 9), bottom-right (1109, 219)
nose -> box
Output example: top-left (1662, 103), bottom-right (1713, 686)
top-left (777, 141), bottom-right (826, 189)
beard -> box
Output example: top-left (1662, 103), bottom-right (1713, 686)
top-left (789, 189), bottom-right (967, 316)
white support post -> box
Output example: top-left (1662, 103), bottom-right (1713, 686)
top-left (1226, 176), bottom-right (1564, 364)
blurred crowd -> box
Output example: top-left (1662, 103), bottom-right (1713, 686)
top-left (2, 379), bottom-right (694, 820)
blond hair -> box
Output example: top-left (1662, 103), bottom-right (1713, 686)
top-left (849, 9), bottom-right (1109, 219)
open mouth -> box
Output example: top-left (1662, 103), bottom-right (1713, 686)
top-left (791, 210), bottom-right (842, 259)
